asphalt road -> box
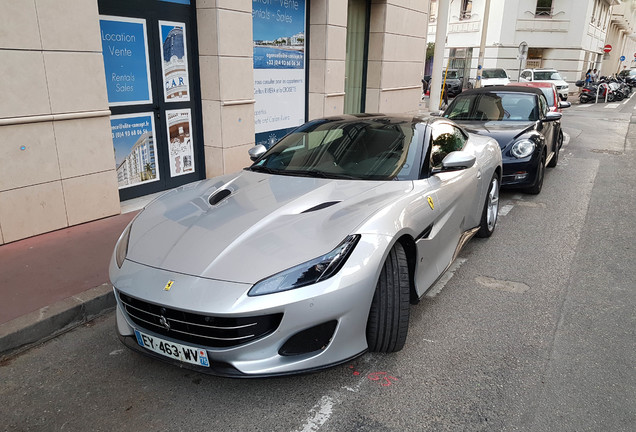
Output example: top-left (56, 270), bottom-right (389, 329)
top-left (1, 97), bottom-right (635, 432)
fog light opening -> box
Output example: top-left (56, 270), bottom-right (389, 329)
top-left (279, 321), bottom-right (338, 356)
top-left (514, 171), bottom-right (528, 181)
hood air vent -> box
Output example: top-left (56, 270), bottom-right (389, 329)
top-left (301, 201), bottom-right (341, 213)
top-left (208, 189), bottom-right (232, 206)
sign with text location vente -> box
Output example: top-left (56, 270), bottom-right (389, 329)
top-left (100, 16), bottom-right (153, 106)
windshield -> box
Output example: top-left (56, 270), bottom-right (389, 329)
top-left (534, 71), bottom-right (563, 80)
top-left (444, 70), bottom-right (461, 79)
top-left (249, 118), bottom-right (422, 180)
top-left (444, 92), bottom-right (539, 121)
top-left (482, 69), bottom-right (507, 79)
top-left (538, 87), bottom-right (555, 106)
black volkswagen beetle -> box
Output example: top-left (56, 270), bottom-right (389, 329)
top-left (442, 86), bottom-right (562, 194)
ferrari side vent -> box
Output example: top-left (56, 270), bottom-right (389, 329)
top-left (208, 189), bottom-right (232, 205)
top-left (301, 201), bottom-right (340, 213)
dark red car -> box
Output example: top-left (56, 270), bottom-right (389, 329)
top-left (509, 82), bottom-right (571, 112)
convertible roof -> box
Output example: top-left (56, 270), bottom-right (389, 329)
top-left (460, 85), bottom-right (544, 96)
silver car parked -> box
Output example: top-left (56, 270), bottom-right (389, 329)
top-left (110, 114), bottom-right (502, 377)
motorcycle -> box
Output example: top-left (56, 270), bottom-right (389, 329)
top-left (577, 79), bottom-right (614, 103)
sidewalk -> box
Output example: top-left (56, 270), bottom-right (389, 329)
top-left (0, 201), bottom-right (149, 358)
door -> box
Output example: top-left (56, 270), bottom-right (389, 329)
top-left (424, 123), bottom-right (478, 278)
top-left (412, 123), bottom-right (478, 296)
top-left (98, 0), bottom-right (204, 201)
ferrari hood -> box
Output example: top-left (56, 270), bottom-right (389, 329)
top-left (458, 121), bottom-right (535, 149)
top-left (126, 170), bottom-right (412, 284)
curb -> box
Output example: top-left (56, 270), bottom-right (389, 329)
top-left (0, 283), bottom-right (115, 359)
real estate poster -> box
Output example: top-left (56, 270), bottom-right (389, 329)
top-left (111, 113), bottom-right (159, 189)
top-left (166, 109), bottom-right (195, 177)
top-left (253, 0), bottom-right (306, 148)
top-left (159, 21), bottom-right (190, 102)
top-left (99, 16), bottom-right (153, 106)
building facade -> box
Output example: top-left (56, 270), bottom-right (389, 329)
top-left (604, 0), bottom-right (636, 76)
top-left (428, 0), bottom-right (625, 91)
top-left (0, 0), bottom-right (430, 245)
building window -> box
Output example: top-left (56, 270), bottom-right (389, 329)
top-left (535, 0), bottom-right (552, 17)
top-left (460, 0), bottom-right (472, 20)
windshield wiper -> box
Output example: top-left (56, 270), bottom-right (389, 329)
top-left (248, 165), bottom-right (281, 174)
top-left (283, 169), bottom-right (360, 180)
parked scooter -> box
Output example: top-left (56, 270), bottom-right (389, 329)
top-left (602, 76), bottom-right (625, 101)
top-left (576, 79), bottom-right (614, 103)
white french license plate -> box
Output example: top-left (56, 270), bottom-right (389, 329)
top-left (134, 329), bottom-right (210, 367)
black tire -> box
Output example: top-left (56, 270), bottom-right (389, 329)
top-left (547, 132), bottom-right (562, 168)
top-left (476, 173), bottom-right (499, 238)
top-left (608, 92), bottom-right (615, 102)
top-left (366, 242), bottom-right (410, 353)
top-left (579, 94), bottom-right (589, 104)
top-left (525, 151), bottom-right (545, 195)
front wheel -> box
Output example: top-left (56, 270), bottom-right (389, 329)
top-left (476, 173), bottom-right (499, 238)
top-left (525, 152), bottom-right (545, 195)
top-left (547, 132), bottom-right (562, 168)
top-left (366, 243), bottom-right (410, 353)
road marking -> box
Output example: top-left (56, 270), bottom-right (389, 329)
top-left (499, 204), bottom-right (514, 216)
top-left (562, 132), bottom-right (570, 147)
top-left (297, 396), bottom-right (334, 432)
top-left (605, 103), bottom-right (620, 108)
top-left (578, 103), bottom-right (591, 108)
top-left (622, 98), bottom-right (630, 105)
top-left (425, 258), bottom-right (467, 298)
top-left (475, 275), bottom-right (530, 293)
top-left (516, 201), bottom-right (546, 208)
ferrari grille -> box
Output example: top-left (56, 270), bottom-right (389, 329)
top-left (118, 291), bottom-right (283, 348)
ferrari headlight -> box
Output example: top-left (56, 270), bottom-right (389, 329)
top-left (510, 139), bottom-right (536, 158)
top-left (248, 235), bottom-right (360, 296)
top-left (115, 222), bottom-right (133, 268)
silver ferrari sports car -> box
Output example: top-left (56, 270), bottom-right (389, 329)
top-left (110, 114), bottom-right (502, 377)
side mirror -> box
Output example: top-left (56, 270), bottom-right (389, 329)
top-left (545, 111), bottom-right (562, 121)
top-left (248, 144), bottom-right (267, 161)
top-left (440, 151), bottom-right (476, 170)
top-left (558, 101), bottom-right (571, 109)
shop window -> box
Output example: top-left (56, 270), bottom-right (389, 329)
top-left (535, 0), bottom-right (553, 17)
top-left (460, 0), bottom-right (472, 20)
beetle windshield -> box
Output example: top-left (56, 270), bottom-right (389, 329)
top-left (249, 118), bottom-right (422, 180)
top-left (444, 92), bottom-right (539, 121)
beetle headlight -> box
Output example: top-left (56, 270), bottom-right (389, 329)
top-left (511, 139), bottom-right (536, 158)
top-left (115, 222), bottom-right (133, 268)
top-left (248, 235), bottom-right (360, 296)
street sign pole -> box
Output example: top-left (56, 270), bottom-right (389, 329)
top-left (518, 41), bottom-right (528, 81)
top-left (475, 0), bottom-right (492, 89)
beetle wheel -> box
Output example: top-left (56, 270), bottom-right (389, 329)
top-left (366, 242), bottom-right (410, 353)
top-left (525, 151), bottom-right (545, 195)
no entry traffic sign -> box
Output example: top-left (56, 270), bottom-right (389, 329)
top-left (604, 44), bottom-right (612, 53)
